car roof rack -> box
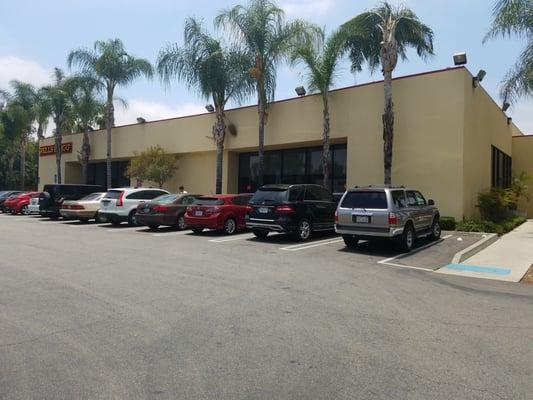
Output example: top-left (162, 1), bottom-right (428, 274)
top-left (353, 184), bottom-right (405, 189)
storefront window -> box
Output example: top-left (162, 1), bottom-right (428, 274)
top-left (87, 161), bottom-right (130, 189)
top-left (238, 144), bottom-right (346, 193)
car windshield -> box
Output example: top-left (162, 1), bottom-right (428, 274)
top-left (104, 190), bottom-right (123, 199)
top-left (153, 194), bottom-right (179, 204)
top-left (250, 189), bottom-right (288, 204)
top-left (193, 197), bottom-right (224, 206)
top-left (341, 191), bottom-right (388, 209)
top-left (81, 193), bottom-right (103, 201)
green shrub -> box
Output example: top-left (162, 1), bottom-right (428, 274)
top-left (456, 216), bottom-right (526, 235)
top-left (477, 188), bottom-right (515, 222)
top-left (440, 216), bottom-right (456, 230)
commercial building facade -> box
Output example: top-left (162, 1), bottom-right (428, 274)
top-left (38, 67), bottom-right (533, 219)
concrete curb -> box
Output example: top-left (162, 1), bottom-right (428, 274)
top-left (452, 233), bottom-right (499, 264)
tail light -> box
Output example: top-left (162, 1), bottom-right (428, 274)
top-left (205, 207), bottom-right (221, 214)
top-left (116, 191), bottom-right (125, 207)
top-left (71, 205), bottom-right (84, 210)
top-left (153, 205), bottom-right (169, 213)
top-left (275, 205), bottom-right (295, 214)
top-left (245, 205), bottom-right (253, 213)
top-left (388, 212), bottom-right (398, 225)
top-left (334, 210), bottom-right (338, 223)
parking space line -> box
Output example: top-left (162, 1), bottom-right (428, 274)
top-left (209, 233), bottom-right (256, 243)
top-left (280, 238), bottom-right (343, 252)
top-left (377, 261), bottom-right (434, 272)
top-left (153, 230), bottom-right (191, 237)
top-left (378, 237), bottom-right (448, 265)
top-left (105, 227), bottom-right (145, 233)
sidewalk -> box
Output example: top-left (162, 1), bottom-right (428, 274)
top-left (437, 220), bottom-right (533, 282)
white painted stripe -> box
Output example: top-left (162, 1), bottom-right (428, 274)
top-left (378, 236), bottom-right (448, 265)
top-left (105, 227), bottom-right (145, 232)
top-left (153, 230), bottom-right (191, 237)
top-left (280, 238), bottom-right (343, 252)
top-left (209, 233), bottom-right (256, 243)
top-left (377, 262), bottom-right (434, 272)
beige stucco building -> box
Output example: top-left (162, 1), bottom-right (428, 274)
top-left (38, 66), bottom-right (533, 219)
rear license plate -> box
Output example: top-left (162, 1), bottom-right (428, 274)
top-left (258, 207), bottom-right (269, 214)
top-left (354, 215), bottom-right (370, 224)
top-left (195, 211), bottom-right (203, 216)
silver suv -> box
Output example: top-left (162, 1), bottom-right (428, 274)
top-left (335, 186), bottom-right (441, 252)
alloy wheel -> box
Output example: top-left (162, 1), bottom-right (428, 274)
top-left (225, 218), bottom-right (236, 235)
top-left (298, 220), bottom-right (311, 241)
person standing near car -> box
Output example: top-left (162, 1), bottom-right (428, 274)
top-left (178, 186), bottom-right (188, 194)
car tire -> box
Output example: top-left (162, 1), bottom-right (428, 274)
top-left (252, 229), bottom-right (269, 239)
top-left (293, 219), bottom-right (312, 242)
top-left (95, 212), bottom-right (106, 224)
top-left (342, 235), bottom-right (359, 248)
top-left (400, 223), bottom-right (415, 253)
top-left (223, 218), bottom-right (237, 235)
top-left (21, 205), bottom-right (30, 215)
top-left (192, 227), bottom-right (204, 234)
top-left (430, 218), bottom-right (441, 241)
top-left (148, 225), bottom-right (159, 231)
top-left (128, 210), bottom-right (138, 226)
top-left (111, 220), bottom-right (122, 227)
top-left (176, 215), bottom-right (186, 230)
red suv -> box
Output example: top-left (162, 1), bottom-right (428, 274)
top-left (184, 194), bottom-right (252, 235)
top-left (3, 191), bottom-right (41, 215)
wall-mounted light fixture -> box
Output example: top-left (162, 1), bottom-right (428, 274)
top-left (472, 69), bottom-right (487, 88)
top-left (453, 52), bottom-right (467, 66)
top-left (502, 102), bottom-right (510, 112)
top-left (205, 104), bottom-right (214, 112)
top-left (295, 86), bottom-right (306, 96)
top-left (136, 117), bottom-right (146, 124)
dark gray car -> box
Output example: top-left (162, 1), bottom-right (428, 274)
top-left (335, 186), bottom-right (441, 252)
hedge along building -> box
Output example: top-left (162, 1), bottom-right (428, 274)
top-left (38, 66), bottom-right (533, 219)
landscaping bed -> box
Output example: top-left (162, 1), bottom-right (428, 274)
top-left (439, 216), bottom-right (527, 235)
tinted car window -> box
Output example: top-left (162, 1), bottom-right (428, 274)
top-left (341, 191), bottom-right (388, 209)
top-left (180, 195), bottom-right (196, 205)
top-left (288, 187), bottom-right (304, 202)
top-left (81, 193), bottom-right (103, 201)
top-left (318, 187), bottom-right (333, 202)
top-left (250, 189), bottom-right (288, 205)
top-left (391, 190), bottom-right (406, 208)
top-left (153, 194), bottom-right (179, 204)
top-left (194, 197), bottom-right (224, 206)
top-left (105, 190), bottom-right (123, 199)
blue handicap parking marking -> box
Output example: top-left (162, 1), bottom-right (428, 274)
top-left (443, 263), bottom-right (512, 276)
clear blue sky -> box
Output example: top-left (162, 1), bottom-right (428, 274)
top-left (0, 0), bottom-right (530, 133)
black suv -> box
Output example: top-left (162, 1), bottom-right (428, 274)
top-left (246, 184), bottom-right (337, 241)
top-left (39, 184), bottom-right (106, 219)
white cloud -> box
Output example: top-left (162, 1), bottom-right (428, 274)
top-left (114, 99), bottom-right (206, 126)
top-left (0, 56), bottom-right (51, 90)
top-left (509, 99), bottom-right (533, 134)
top-left (280, 0), bottom-right (336, 18)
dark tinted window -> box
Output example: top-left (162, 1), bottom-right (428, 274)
top-left (341, 191), bottom-right (388, 209)
top-left (194, 197), bottom-right (224, 206)
top-left (153, 194), bottom-right (179, 204)
top-left (179, 195), bottom-right (196, 205)
top-left (105, 190), bottom-right (123, 199)
top-left (250, 189), bottom-right (288, 205)
top-left (232, 196), bottom-right (252, 205)
top-left (491, 146), bottom-right (512, 188)
top-left (391, 190), bottom-right (406, 208)
top-left (288, 187), bottom-right (304, 202)
top-left (304, 186), bottom-right (332, 201)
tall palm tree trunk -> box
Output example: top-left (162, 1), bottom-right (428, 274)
top-left (257, 87), bottom-right (266, 188)
top-left (105, 88), bottom-right (114, 189)
top-left (322, 95), bottom-right (331, 190)
top-left (214, 108), bottom-right (226, 194)
top-left (81, 126), bottom-right (91, 184)
top-left (54, 121), bottom-right (62, 184)
top-left (20, 132), bottom-right (28, 190)
top-left (382, 70), bottom-right (394, 186)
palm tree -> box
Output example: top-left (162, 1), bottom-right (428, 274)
top-left (157, 18), bottom-right (254, 194)
top-left (69, 77), bottom-right (105, 183)
top-left (5, 81), bottom-right (36, 189)
top-left (0, 103), bottom-right (29, 188)
top-left (67, 39), bottom-right (153, 188)
top-left (484, 0), bottom-right (532, 103)
top-left (215, 0), bottom-right (315, 187)
top-left (290, 27), bottom-right (348, 189)
top-left (42, 68), bottom-right (74, 184)
top-left (34, 88), bottom-right (52, 140)
top-left (343, 2), bottom-right (434, 185)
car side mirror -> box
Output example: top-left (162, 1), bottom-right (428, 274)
top-left (427, 199), bottom-right (435, 206)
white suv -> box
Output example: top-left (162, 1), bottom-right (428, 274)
top-left (99, 188), bottom-right (169, 226)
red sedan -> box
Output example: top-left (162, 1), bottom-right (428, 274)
top-left (184, 194), bottom-right (252, 235)
top-left (3, 191), bottom-right (41, 215)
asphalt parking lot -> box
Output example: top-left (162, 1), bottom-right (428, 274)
top-left (1, 214), bottom-right (532, 399)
